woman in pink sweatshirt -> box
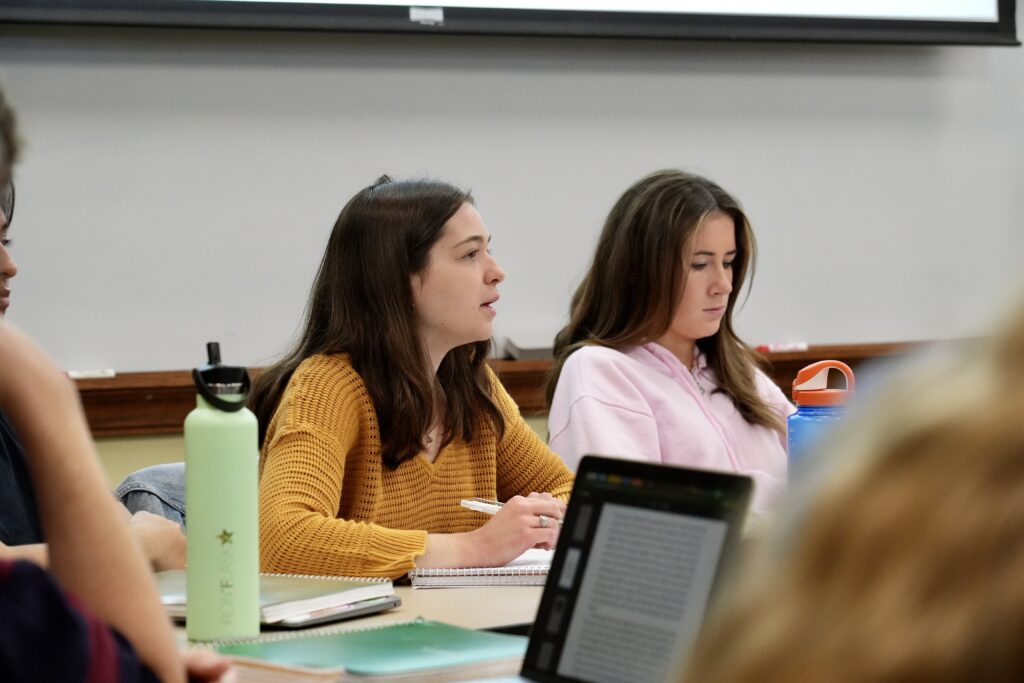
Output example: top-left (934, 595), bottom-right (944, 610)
top-left (545, 170), bottom-right (793, 517)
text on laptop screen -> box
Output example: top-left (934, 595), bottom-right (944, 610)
top-left (522, 458), bottom-right (751, 683)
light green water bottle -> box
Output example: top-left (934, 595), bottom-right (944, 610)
top-left (185, 342), bottom-right (260, 641)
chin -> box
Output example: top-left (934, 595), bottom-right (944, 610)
top-left (698, 326), bottom-right (722, 341)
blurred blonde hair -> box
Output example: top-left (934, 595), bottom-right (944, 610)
top-left (681, 305), bottom-right (1024, 683)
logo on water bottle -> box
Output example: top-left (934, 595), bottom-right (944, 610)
top-left (218, 528), bottom-right (236, 624)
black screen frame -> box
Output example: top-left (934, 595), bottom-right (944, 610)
top-left (0, 0), bottom-right (1018, 46)
top-left (520, 455), bottom-right (753, 683)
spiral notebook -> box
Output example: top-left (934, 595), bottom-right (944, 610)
top-left (408, 548), bottom-right (553, 588)
top-left (157, 570), bottom-right (399, 628)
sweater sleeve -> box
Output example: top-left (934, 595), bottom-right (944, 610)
top-left (258, 362), bottom-right (428, 579)
top-left (488, 368), bottom-right (574, 503)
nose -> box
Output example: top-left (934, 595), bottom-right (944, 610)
top-left (710, 264), bottom-right (732, 296)
top-left (0, 242), bottom-right (16, 280)
top-left (486, 253), bottom-right (506, 285)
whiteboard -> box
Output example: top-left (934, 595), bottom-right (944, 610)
top-left (2, 20), bottom-right (1023, 373)
top-left (206, 0), bottom-right (1001, 22)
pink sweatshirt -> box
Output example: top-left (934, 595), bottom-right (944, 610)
top-left (548, 342), bottom-right (793, 516)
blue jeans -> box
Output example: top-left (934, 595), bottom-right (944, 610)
top-left (116, 462), bottom-right (187, 530)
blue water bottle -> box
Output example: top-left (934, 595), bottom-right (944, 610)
top-left (788, 360), bottom-right (855, 462)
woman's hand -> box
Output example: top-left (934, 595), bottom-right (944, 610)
top-left (183, 649), bottom-right (235, 682)
top-left (418, 493), bottom-right (566, 569)
top-left (463, 494), bottom-right (565, 566)
top-left (525, 491), bottom-right (567, 522)
top-left (129, 511), bottom-right (187, 572)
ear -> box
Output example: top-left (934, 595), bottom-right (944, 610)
top-left (409, 273), bottom-right (423, 310)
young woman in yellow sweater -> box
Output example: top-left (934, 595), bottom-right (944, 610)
top-left (250, 176), bottom-right (574, 579)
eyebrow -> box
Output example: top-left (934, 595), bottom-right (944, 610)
top-left (692, 249), bottom-right (738, 257)
top-left (450, 234), bottom-right (492, 249)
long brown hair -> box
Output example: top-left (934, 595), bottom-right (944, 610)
top-left (0, 85), bottom-right (21, 184)
top-left (250, 176), bottom-right (504, 469)
top-left (546, 169), bottom-right (782, 432)
top-left (681, 308), bottom-right (1024, 683)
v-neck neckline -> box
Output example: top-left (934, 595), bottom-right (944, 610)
top-left (415, 441), bottom-right (451, 471)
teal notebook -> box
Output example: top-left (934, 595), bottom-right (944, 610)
top-left (217, 619), bottom-right (527, 680)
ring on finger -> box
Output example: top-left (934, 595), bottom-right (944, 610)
top-left (538, 514), bottom-right (549, 529)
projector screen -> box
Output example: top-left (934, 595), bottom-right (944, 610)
top-left (1, 0), bottom-right (1018, 45)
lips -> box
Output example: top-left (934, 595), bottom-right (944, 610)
top-left (481, 294), bottom-right (499, 318)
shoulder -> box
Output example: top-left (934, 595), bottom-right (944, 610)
top-left (563, 344), bottom-right (631, 369)
top-left (278, 354), bottom-right (373, 428)
top-left (560, 344), bottom-right (644, 385)
top-left (553, 345), bottom-right (662, 412)
top-left (561, 344), bottom-right (665, 386)
top-left (751, 365), bottom-right (796, 415)
top-left (482, 363), bottom-right (522, 420)
top-left (290, 354), bottom-right (368, 396)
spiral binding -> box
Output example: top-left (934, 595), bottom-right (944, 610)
top-left (411, 565), bottom-right (548, 578)
top-left (261, 572), bottom-right (390, 584)
top-left (409, 564), bottom-right (548, 587)
top-left (199, 616), bottom-right (425, 648)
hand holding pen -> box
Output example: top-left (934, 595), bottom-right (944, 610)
top-left (461, 496), bottom-right (564, 527)
top-left (459, 493), bottom-right (565, 562)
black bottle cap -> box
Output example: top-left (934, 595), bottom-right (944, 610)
top-left (192, 341), bottom-right (251, 413)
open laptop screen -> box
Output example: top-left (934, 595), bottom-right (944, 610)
top-left (521, 455), bottom-right (752, 683)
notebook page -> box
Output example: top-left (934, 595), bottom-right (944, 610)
top-left (505, 548), bottom-right (554, 567)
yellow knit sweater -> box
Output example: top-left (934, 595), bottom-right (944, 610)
top-left (258, 353), bottom-right (574, 579)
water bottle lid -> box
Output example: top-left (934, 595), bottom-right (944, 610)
top-left (207, 382), bottom-right (244, 396)
top-left (792, 360), bottom-right (855, 406)
top-left (192, 342), bottom-right (251, 413)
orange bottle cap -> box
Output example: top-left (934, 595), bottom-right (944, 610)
top-left (792, 360), bottom-right (855, 407)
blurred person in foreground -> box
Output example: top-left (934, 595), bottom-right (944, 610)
top-left (0, 85), bottom-right (229, 682)
top-left (0, 89), bottom-right (184, 571)
top-left (679, 302), bottom-right (1024, 683)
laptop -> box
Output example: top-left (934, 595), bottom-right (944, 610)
top-left (481, 454), bottom-right (752, 683)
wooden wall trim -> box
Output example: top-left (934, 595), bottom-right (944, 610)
top-left (77, 342), bottom-right (920, 438)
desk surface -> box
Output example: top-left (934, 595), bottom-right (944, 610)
top-left (177, 585), bottom-right (543, 645)
top-left (357, 585), bottom-right (543, 631)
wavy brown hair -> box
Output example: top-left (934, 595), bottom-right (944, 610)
top-left (0, 85), bottom-right (21, 185)
top-left (681, 307), bottom-right (1024, 683)
top-left (546, 169), bottom-right (783, 433)
top-left (250, 176), bottom-right (504, 469)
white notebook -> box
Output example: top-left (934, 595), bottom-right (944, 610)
top-left (408, 548), bottom-right (553, 589)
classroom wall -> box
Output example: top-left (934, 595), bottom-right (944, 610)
top-left (1, 13), bottom-right (1022, 374)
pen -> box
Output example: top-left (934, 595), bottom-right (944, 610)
top-left (460, 497), bottom-right (504, 515)
top-left (460, 497), bottom-right (563, 526)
